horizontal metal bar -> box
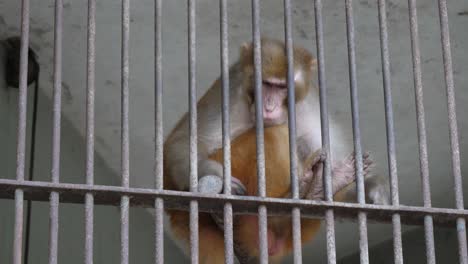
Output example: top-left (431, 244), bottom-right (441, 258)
top-left (0, 179), bottom-right (467, 227)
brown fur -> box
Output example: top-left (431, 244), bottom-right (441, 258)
top-left (165, 125), bottom-right (352, 263)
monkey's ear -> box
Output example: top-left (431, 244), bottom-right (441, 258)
top-left (310, 58), bottom-right (317, 71)
top-left (240, 42), bottom-right (252, 56)
top-left (240, 42), bottom-right (253, 67)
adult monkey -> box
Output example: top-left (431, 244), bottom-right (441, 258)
top-left (163, 38), bottom-right (389, 263)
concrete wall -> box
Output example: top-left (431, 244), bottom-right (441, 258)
top-left (0, 43), bottom-right (187, 263)
top-left (339, 226), bottom-right (462, 264)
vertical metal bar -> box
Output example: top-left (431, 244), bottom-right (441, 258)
top-left (251, 1), bottom-right (268, 263)
top-left (284, 0), bottom-right (298, 202)
top-left (154, 0), bottom-right (164, 263)
top-left (219, 1), bottom-right (234, 263)
top-left (376, 0), bottom-right (403, 263)
top-left (121, 0), bottom-right (130, 263)
top-left (344, 0), bottom-right (369, 263)
top-left (313, 0), bottom-right (336, 263)
top-left (406, 0), bottom-right (435, 263)
top-left (283, 1), bottom-right (302, 263)
top-left (437, 1), bottom-right (468, 263)
top-left (49, 1), bottom-right (63, 263)
top-left (13, 1), bottom-right (30, 263)
top-left (188, 1), bottom-right (199, 263)
top-left (85, 0), bottom-right (96, 263)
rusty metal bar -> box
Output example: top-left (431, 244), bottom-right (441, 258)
top-left (154, 0), bottom-right (164, 263)
top-left (314, 0), bottom-right (337, 263)
top-left (85, 0), bottom-right (96, 263)
top-left (121, 0), bottom-right (130, 263)
top-left (2, 179), bottom-right (467, 226)
top-left (283, 0), bottom-right (302, 263)
top-left (377, 0), bottom-right (403, 263)
top-left (344, 0), bottom-right (369, 263)
top-left (406, 0), bottom-right (436, 263)
top-left (219, 0), bottom-right (234, 263)
top-left (13, 1), bottom-right (30, 263)
top-left (251, 0), bottom-right (268, 263)
top-left (436, 1), bottom-right (468, 263)
top-left (188, 0), bottom-right (199, 263)
top-left (49, 1), bottom-right (63, 263)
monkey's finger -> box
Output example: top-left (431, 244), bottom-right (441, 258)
top-left (363, 151), bottom-right (371, 160)
top-left (298, 169), bottom-right (315, 198)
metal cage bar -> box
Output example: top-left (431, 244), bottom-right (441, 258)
top-left (314, 0), bottom-right (337, 263)
top-left (344, 0), bottom-right (369, 263)
top-left (188, 1), bottom-right (199, 263)
top-left (84, 0), bottom-right (96, 263)
top-left (1, 179), bottom-right (467, 224)
top-left (120, 0), bottom-right (131, 263)
top-left (154, 0), bottom-right (164, 263)
top-left (377, 0), bottom-right (404, 263)
top-left (13, 1), bottom-right (30, 263)
top-left (251, 1), bottom-right (269, 263)
top-left (283, 1), bottom-right (303, 263)
top-left (406, 0), bottom-right (436, 263)
top-left (49, 1), bottom-right (63, 263)
top-left (436, 1), bottom-right (468, 263)
top-left (219, 0), bottom-right (235, 263)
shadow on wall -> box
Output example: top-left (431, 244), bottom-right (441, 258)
top-left (0, 43), bottom-right (186, 264)
top-left (339, 226), bottom-right (463, 264)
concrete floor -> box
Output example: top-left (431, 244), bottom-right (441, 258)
top-left (0, 0), bottom-right (467, 263)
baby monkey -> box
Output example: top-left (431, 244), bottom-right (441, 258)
top-left (208, 125), bottom-right (374, 263)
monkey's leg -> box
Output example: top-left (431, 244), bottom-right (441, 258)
top-left (167, 210), bottom-right (227, 264)
top-left (205, 178), bottom-right (250, 264)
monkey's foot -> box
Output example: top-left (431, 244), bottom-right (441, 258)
top-left (305, 152), bottom-right (374, 200)
top-left (295, 149), bottom-right (327, 199)
top-left (333, 151), bottom-right (374, 193)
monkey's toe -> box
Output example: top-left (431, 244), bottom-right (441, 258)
top-left (231, 177), bottom-right (248, 196)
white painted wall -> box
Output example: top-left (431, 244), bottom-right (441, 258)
top-left (0, 0), bottom-right (467, 263)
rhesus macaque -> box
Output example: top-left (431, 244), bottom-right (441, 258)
top-left (163, 38), bottom-right (389, 263)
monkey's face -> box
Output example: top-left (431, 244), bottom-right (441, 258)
top-left (240, 38), bottom-right (315, 127)
top-left (245, 77), bottom-right (288, 126)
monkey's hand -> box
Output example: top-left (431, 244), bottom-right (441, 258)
top-left (201, 175), bottom-right (247, 229)
top-left (305, 151), bottom-right (374, 200)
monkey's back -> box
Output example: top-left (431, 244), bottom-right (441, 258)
top-left (210, 124), bottom-right (292, 198)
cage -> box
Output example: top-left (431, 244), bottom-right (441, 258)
top-left (0, 0), bottom-right (467, 263)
